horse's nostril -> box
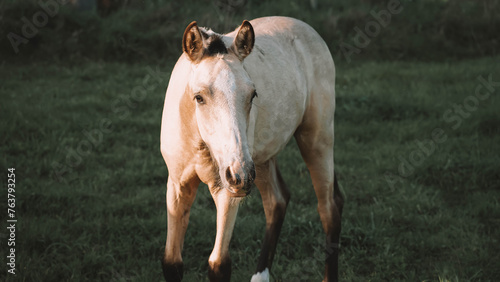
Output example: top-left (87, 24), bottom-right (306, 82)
top-left (225, 167), bottom-right (233, 184)
top-left (225, 167), bottom-right (241, 185)
top-left (225, 167), bottom-right (231, 182)
top-left (233, 173), bottom-right (241, 185)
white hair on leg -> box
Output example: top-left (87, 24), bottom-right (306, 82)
top-left (251, 268), bottom-right (269, 282)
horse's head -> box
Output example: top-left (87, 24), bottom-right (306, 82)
top-left (183, 20), bottom-right (257, 197)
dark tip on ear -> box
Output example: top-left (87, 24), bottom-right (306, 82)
top-left (182, 21), bottom-right (204, 62)
top-left (232, 20), bottom-right (255, 61)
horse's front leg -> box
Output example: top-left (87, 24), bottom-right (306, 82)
top-left (162, 176), bottom-right (199, 282)
top-left (251, 159), bottom-right (290, 282)
top-left (208, 187), bottom-right (242, 282)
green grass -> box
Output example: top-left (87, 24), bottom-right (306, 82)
top-left (1, 56), bottom-right (499, 281)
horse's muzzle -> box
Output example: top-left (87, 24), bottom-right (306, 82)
top-left (225, 163), bottom-right (255, 197)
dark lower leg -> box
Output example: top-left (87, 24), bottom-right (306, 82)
top-left (324, 232), bottom-right (340, 282)
top-left (324, 183), bottom-right (342, 282)
top-left (333, 174), bottom-right (344, 215)
top-left (255, 164), bottom-right (290, 274)
top-left (208, 257), bottom-right (232, 282)
top-left (161, 260), bottom-right (183, 282)
top-left (256, 213), bottom-right (286, 272)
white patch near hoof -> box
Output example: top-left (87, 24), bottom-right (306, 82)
top-left (251, 268), bottom-right (269, 282)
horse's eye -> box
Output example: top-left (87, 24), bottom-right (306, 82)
top-left (194, 95), bottom-right (204, 104)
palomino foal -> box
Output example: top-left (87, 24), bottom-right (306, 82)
top-left (160, 16), bottom-right (343, 282)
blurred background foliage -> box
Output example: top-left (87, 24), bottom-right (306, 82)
top-left (1, 0), bottom-right (499, 64)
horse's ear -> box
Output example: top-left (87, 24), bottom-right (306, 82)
top-left (183, 21), bottom-right (204, 62)
top-left (231, 20), bottom-right (254, 61)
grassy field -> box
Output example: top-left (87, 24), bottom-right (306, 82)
top-left (1, 56), bottom-right (499, 281)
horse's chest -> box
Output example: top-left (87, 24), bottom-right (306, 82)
top-left (194, 146), bottom-right (219, 185)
